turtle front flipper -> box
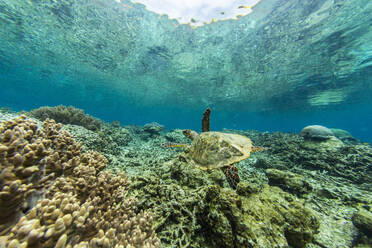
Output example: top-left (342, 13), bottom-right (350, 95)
top-left (251, 146), bottom-right (269, 152)
top-left (222, 164), bottom-right (240, 189)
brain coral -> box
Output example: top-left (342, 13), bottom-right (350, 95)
top-left (0, 116), bottom-right (160, 247)
top-left (300, 125), bottom-right (334, 140)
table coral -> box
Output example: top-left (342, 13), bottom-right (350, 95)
top-left (0, 116), bottom-right (160, 247)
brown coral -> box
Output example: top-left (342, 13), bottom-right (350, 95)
top-left (0, 116), bottom-right (160, 247)
top-left (29, 105), bottom-right (102, 131)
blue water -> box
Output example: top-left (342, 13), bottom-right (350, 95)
top-left (2, 72), bottom-right (371, 141)
top-left (1, 0), bottom-right (372, 141)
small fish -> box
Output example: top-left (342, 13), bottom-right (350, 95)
top-left (238, 5), bottom-right (253, 9)
top-left (220, 11), bottom-right (225, 15)
top-left (190, 18), bottom-right (197, 23)
top-left (161, 142), bottom-right (189, 149)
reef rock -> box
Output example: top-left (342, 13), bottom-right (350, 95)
top-left (265, 168), bottom-right (313, 196)
top-left (353, 208), bottom-right (372, 236)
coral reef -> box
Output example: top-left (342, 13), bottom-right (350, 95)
top-left (265, 168), bottom-right (313, 195)
top-left (129, 158), bottom-right (319, 248)
top-left (164, 129), bottom-right (189, 143)
top-left (353, 208), bottom-right (372, 237)
top-left (125, 124), bottom-right (165, 142)
top-left (0, 116), bottom-right (160, 247)
top-left (63, 123), bottom-right (132, 156)
top-left (143, 122), bottom-right (164, 136)
top-left (351, 207), bottom-right (372, 246)
top-left (0, 107), bottom-right (14, 114)
top-left (244, 130), bottom-right (372, 184)
top-left (29, 105), bottom-right (102, 131)
top-left (199, 184), bottom-right (319, 248)
top-left (27, 112), bottom-right (370, 248)
top-left (61, 121), bottom-right (181, 175)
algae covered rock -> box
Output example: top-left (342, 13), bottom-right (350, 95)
top-left (197, 184), bottom-right (319, 248)
top-left (236, 180), bottom-right (262, 196)
top-left (266, 168), bottom-right (313, 195)
top-left (300, 135), bottom-right (344, 152)
top-left (130, 157), bottom-right (320, 248)
top-left (353, 208), bottom-right (372, 236)
top-left (352, 208), bottom-right (372, 246)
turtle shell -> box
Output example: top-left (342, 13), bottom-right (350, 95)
top-left (185, 131), bottom-right (252, 170)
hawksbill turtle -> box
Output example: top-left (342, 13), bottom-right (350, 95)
top-left (162, 108), bottom-right (267, 189)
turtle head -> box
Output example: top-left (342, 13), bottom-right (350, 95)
top-left (183, 129), bottom-right (199, 140)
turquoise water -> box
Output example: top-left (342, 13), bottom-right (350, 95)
top-left (1, 0), bottom-right (372, 140)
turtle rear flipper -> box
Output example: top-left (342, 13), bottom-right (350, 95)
top-left (222, 165), bottom-right (240, 189)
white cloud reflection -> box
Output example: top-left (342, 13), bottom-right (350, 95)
top-left (129, 0), bottom-right (261, 25)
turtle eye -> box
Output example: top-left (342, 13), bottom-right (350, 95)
top-left (183, 129), bottom-right (192, 138)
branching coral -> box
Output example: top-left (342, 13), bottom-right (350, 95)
top-left (0, 116), bottom-right (160, 247)
top-left (29, 105), bottom-right (102, 131)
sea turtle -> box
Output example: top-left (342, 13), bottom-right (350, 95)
top-left (162, 108), bottom-right (267, 188)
